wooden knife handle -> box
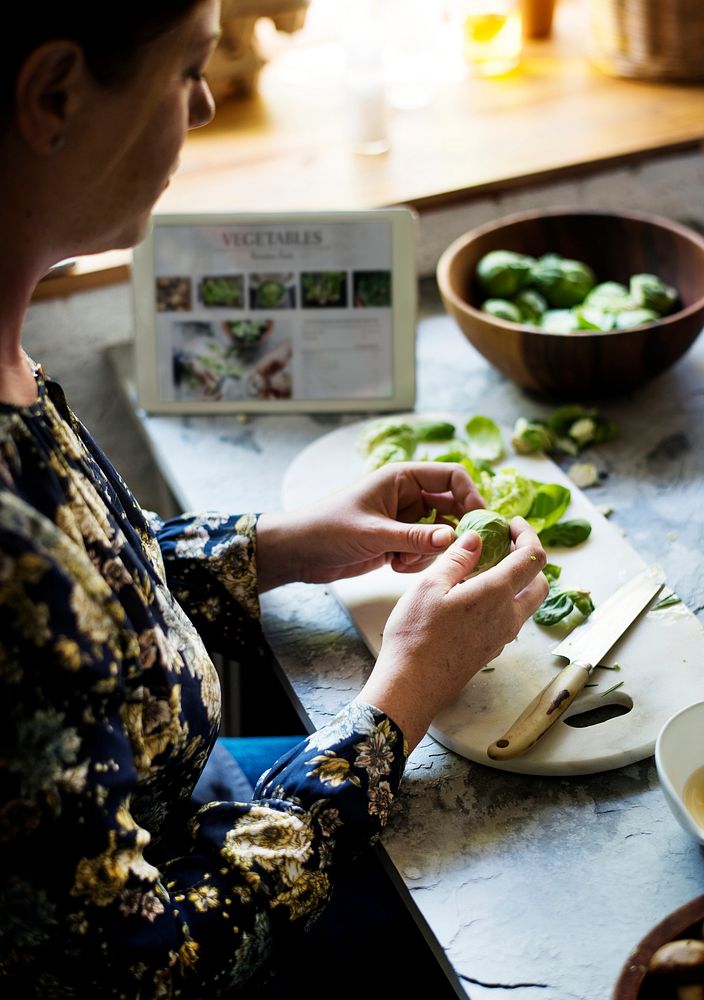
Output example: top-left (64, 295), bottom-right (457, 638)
top-left (487, 660), bottom-right (593, 760)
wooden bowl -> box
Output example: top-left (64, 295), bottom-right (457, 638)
top-left (436, 209), bottom-right (704, 399)
top-left (613, 894), bottom-right (704, 998)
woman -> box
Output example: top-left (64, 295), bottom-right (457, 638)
top-left (0, 2), bottom-right (549, 996)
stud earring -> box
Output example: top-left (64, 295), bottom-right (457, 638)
top-left (50, 134), bottom-right (65, 151)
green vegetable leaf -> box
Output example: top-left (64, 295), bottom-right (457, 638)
top-left (477, 467), bottom-right (535, 518)
top-left (464, 415), bottom-right (504, 462)
top-left (539, 518), bottom-right (592, 547)
top-left (533, 581), bottom-right (594, 627)
top-left (543, 563), bottom-right (562, 581)
top-left (357, 419), bottom-right (416, 458)
top-left (526, 482), bottom-right (571, 532)
top-left (413, 419), bottom-right (456, 443)
top-left (433, 449), bottom-right (483, 482)
top-left (533, 589), bottom-right (576, 626)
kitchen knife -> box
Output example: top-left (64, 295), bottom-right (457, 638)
top-left (487, 563), bottom-right (666, 761)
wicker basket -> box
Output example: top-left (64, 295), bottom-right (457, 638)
top-left (589, 0), bottom-right (704, 81)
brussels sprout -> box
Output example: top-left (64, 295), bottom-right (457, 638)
top-left (530, 254), bottom-right (596, 308)
top-left (583, 281), bottom-right (634, 313)
top-left (513, 288), bottom-right (548, 324)
top-left (481, 298), bottom-right (523, 323)
top-left (547, 405), bottom-right (617, 446)
top-left (540, 309), bottom-right (580, 333)
top-left (364, 440), bottom-right (415, 471)
top-left (573, 305), bottom-right (616, 332)
top-left (477, 467), bottom-right (536, 518)
top-left (454, 508), bottom-right (511, 572)
top-left (629, 273), bottom-right (678, 315)
top-left (511, 417), bottom-right (556, 455)
top-left (568, 417), bottom-right (597, 445)
top-left (476, 250), bottom-right (536, 298)
top-left (614, 308), bottom-right (660, 329)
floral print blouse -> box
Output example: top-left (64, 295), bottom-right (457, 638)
top-left (0, 365), bottom-right (407, 998)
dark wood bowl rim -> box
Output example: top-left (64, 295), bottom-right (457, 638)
top-left (612, 894), bottom-right (704, 999)
top-left (436, 208), bottom-right (704, 336)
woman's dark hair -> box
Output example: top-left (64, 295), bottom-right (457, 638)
top-left (1, 1), bottom-right (204, 124)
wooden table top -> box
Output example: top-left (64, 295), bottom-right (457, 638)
top-left (35, 0), bottom-right (704, 299)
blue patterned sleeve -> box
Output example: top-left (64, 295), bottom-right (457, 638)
top-left (149, 510), bottom-right (263, 652)
top-left (0, 517), bottom-right (409, 996)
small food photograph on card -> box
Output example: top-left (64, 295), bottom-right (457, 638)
top-left (353, 270), bottom-right (392, 308)
top-left (170, 321), bottom-right (243, 402)
top-left (198, 274), bottom-right (245, 308)
top-left (249, 273), bottom-right (296, 310)
top-left (156, 276), bottom-right (192, 312)
top-left (300, 271), bottom-right (348, 308)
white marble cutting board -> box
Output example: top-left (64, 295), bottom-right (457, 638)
top-left (282, 413), bottom-right (704, 775)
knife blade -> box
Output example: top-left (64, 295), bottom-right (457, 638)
top-left (487, 563), bottom-right (666, 761)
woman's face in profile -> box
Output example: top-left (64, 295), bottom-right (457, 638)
top-left (70, 0), bottom-right (220, 255)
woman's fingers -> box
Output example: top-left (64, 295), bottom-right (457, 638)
top-left (514, 572), bottom-right (550, 619)
top-left (390, 462), bottom-right (483, 512)
top-left (425, 529), bottom-right (483, 591)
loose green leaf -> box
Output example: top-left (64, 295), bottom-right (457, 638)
top-left (365, 440), bottom-right (415, 471)
top-left (533, 589), bottom-right (576, 626)
top-left (464, 415), bottom-right (504, 463)
top-left (413, 419), bottom-right (456, 443)
top-left (357, 418), bottom-right (416, 458)
top-left (526, 482), bottom-right (571, 532)
top-left (543, 563), bottom-right (562, 582)
top-left (539, 518), bottom-right (592, 547)
top-left (433, 449), bottom-right (483, 482)
top-left (533, 583), bottom-right (594, 626)
top-left (572, 591), bottom-right (596, 617)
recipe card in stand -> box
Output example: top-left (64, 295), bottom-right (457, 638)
top-left (132, 208), bottom-right (417, 415)
top-left (281, 413), bottom-right (704, 776)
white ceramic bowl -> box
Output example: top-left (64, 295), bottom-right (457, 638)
top-left (655, 699), bottom-right (704, 846)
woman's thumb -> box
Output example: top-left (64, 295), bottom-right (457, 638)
top-left (429, 530), bottom-right (483, 590)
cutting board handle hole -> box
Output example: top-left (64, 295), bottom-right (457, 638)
top-left (563, 697), bottom-right (633, 729)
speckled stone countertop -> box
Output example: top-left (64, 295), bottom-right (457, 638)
top-left (112, 279), bottom-right (704, 1000)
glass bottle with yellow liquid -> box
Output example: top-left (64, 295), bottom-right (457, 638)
top-left (462, 0), bottom-right (522, 77)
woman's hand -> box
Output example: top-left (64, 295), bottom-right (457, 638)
top-left (357, 518), bottom-right (549, 750)
top-left (256, 462), bottom-right (485, 592)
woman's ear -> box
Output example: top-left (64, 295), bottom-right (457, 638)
top-left (15, 41), bottom-right (85, 155)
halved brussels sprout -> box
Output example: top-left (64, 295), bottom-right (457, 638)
top-left (614, 308), bottom-right (660, 329)
top-left (583, 281), bottom-right (634, 313)
top-left (629, 273), bottom-right (678, 315)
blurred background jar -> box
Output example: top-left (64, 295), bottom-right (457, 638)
top-left (520, 0), bottom-right (556, 38)
top-left (458, 0), bottom-right (523, 77)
